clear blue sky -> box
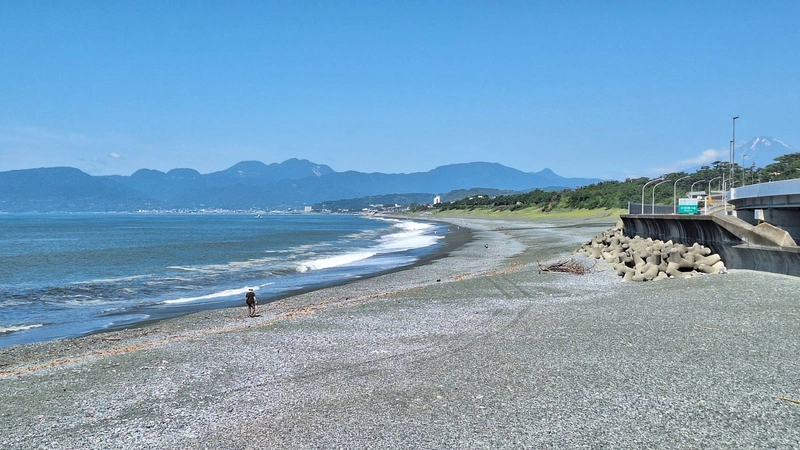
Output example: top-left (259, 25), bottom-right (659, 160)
top-left (1, 1), bottom-right (798, 180)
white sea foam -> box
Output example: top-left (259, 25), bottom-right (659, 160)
top-left (0, 323), bottom-right (44, 334)
top-left (0, 300), bottom-right (26, 309)
top-left (58, 298), bottom-right (112, 307)
top-left (296, 251), bottom-right (377, 273)
top-left (374, 221), bottom-right (442, 252)
top-left (294, 220), bottom-right (441, 273)
top-left (166, 255), bottom-right (284, 275)
top-left (164, 221), bottom-right (435, 278)
top-left (392, 220), bottom-right (435, 231)
top-left (162, 283), bottom-right (273, 305)
top-left (163, 287), bottom-right (247, 304)
top-left (167, 265), bottom-right (217, 273)
top-left (374, 217), bottom-right (402, 224)
top-left (72, 274), bottom-right (150, 285)
top-left (101, 314), bottom-right (151, 328)
top-left (344, 228), bottom-right (381, 239)
top-left (377, 231), bottom-right (441, 252)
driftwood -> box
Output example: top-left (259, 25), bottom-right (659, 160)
top-left (537, 258), bottom-right (596, 275)
top-left (776, 396), bottom-right (800, 405)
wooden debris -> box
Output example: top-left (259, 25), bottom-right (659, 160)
top-left (537, 258), bottom-right (595, 275)
top-left (776, 396), bottom-right (800, 405)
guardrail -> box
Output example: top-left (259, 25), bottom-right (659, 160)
top-left (731, 178), bottom-right (800, 200)
top-left (627, 203), bottom-right (676, 215)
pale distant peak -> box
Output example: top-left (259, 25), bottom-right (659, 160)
top-left (746, 137), bottom-right (794, 151)
top-left (772, 138), bottom-right (794, 150)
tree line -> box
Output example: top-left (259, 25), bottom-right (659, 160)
top-left (422, 152), bottom-right (800, 213)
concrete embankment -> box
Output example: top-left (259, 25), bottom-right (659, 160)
top-left (620, 214), bottom-right (800, 277)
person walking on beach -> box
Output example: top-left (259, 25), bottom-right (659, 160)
top-left (245, 288), bottom-right (257, 317)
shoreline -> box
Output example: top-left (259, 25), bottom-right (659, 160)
top-left (2, 215), bottom-right (799, 449)
top-left (0, 216), bottom-right (477, 373)
top-left (0, 215), bottom-right (470, 349)
top-left (91, 218), bottom-right (476, 339)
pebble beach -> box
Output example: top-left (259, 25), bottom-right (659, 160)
top-left (1, 215), bottom-right (799, 449)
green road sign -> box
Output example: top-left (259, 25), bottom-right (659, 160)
top-left (678, 198), bottom-right (698, 214)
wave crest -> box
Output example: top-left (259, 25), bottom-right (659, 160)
top-left (0, 323), bottom-right (44, 334)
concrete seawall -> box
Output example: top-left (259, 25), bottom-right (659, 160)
top-left (620, 214), bottom-right (800, 277)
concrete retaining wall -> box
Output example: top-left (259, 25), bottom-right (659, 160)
top-left (620, 214), bottom-right (800, 277)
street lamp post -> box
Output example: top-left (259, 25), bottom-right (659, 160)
top-left (722, 169), bottom-right (727, 214)
top-left (641, 177), bottom-right (663, 214)
top-left (690, 179), bottom-right (706, 193)
top-left (652, 179), bottom-right (670, 215)
top-left (731, 116), bottom-right (739, 188)
top-left (741, 153), bottom-right (748, 186)
top-left (707, 176), bottom-right (721, 214)
top-left (673, 175), bottom-right (691, 214)
top-left (729, 139), bottom-right (734, 190)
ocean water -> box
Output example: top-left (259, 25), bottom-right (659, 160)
top-left (0, 213), bottom-right (448, 347)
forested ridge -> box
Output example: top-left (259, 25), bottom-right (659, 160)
top-left (426, 153), bottom-right (800, 213)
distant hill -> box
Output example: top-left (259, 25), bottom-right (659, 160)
top-left (312, 187), bottom-right (543, 212)
top-left (0, 159), bottom-right (601, 212)
top-left (440, 187), bottom-right (534, 202)
top-left (313, 193), bottom-right (436, 212)
top-left (0, 167), bottom-right (158, 212)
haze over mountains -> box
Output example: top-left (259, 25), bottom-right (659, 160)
top-left (4, 136), bottom-right (794, 213)
top-left (0, 160), bottom-right (601, 213)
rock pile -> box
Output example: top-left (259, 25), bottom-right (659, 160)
top-left (580, 224), bottom-right (727, 282)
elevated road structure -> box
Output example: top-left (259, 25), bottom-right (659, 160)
top-left (622, 179), bottom-right (800, 277)
top-left (729, 178), bottom-right (800, 239)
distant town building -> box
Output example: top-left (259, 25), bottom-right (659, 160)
top-left (433, 196), bottom-right (441, 205)
top-left (304, 206), bottom-right (313, 213)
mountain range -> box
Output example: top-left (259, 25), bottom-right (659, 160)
top-left (0, 160), bottom-right (601, 213)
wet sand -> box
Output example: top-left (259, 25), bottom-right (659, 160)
top-left (1, 216), bottom-right (799, 449)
